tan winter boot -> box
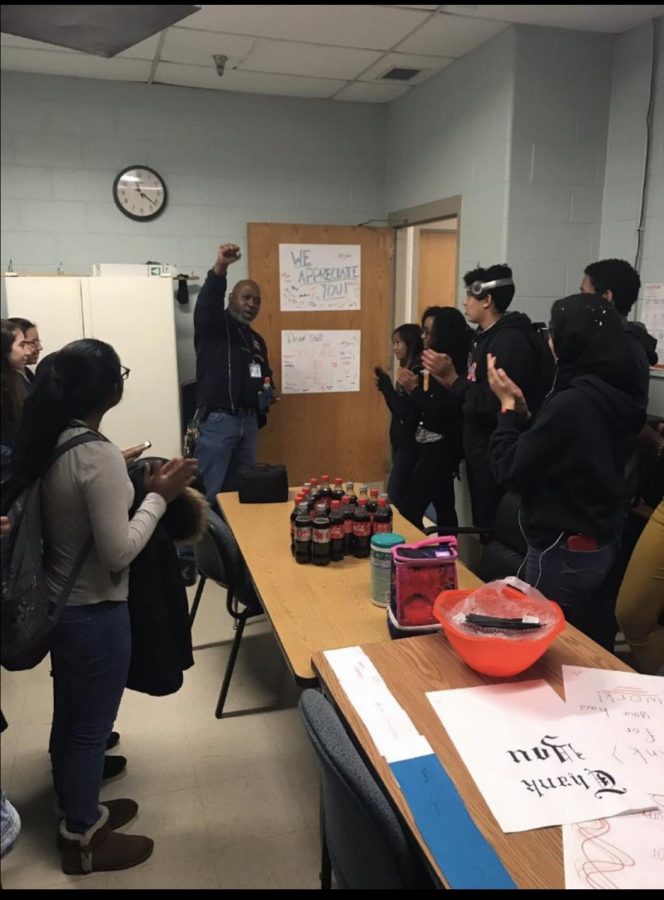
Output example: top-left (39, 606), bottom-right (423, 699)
top-left (59, 806), bottom-right (154, 874)
top-left (56, 799), bottom-right (139, 850)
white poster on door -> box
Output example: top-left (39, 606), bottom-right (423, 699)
top-left (641, 282), bottom-right (664, 371)
top-left (279, 244), bottom-right (361, 311)
top-left (281, 330), bottom-right (360, 394)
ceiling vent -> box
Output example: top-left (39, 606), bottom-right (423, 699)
top-left (381, 66), bottom-right (421, 82)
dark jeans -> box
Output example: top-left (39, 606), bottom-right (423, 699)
top-left (196, 410), bottom-right (258, 508)
top-left (400, 441), bottom-right (458, 534)
top-left (524, 538), bottom-right (618, 649)
top-left (49, 602), bottom-right (131, 833)
top-left (465, 457), bottom-right (504, 532)
top-left (387, 447), bottom-right (419, 512)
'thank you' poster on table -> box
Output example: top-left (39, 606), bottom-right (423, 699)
top-left (281, 330), bottom-right (361, 394)
top-left (279, 244), bottom-right (361, 311)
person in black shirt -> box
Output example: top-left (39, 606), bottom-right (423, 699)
top-left (397, 307), bottom-right (470, 533)
top-left (422, 264), bottom-right (555, 530)
top-left (374, 323), bottom-right (423, 511)
top-left (488, 294), bottom-right (645, 649)
top-left (194, 243), bottom-right (274, 507)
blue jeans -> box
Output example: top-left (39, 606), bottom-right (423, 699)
top-left (196, 410), bottom-right (258, 507)
top-left (524, 538), bottom-right (617, 649)
top-left (49, 602), bottom-right (131, 833)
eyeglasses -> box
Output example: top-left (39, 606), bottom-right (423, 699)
top-left (22, 340), bottom-right (42, 349)
top-left (120, 366), bottom-right (131, 380)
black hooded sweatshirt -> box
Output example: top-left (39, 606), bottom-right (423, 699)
top-left (490, 295), bottom-right (646, 547)
top-left (449, 311), bottom-right (554, 463)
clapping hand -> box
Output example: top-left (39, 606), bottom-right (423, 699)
top-left (374, 366), bottom-right (391, 392)
top-left (422, 349), bottom-right (458, 386)
top-left (487, 353), bottom-right (530, 417)
top-left (396, 367), bottom-right (419, 394)
top-left (144, 457), bottom-right (198, 504)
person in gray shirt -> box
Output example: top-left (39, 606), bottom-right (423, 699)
top-left (8, 339), bottom-right (197, 876)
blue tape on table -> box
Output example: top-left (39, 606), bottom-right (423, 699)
top-left (389, 753), bottom-right (516, 889)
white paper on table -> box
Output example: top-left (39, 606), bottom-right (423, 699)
top-left (563, 666), bottom-right (664, 794)
top-left (323, 647), bottom-right (425, 762)
top-left (563, 796), bottom-right (664, 889)
top-left (427, 681), bottom-right (655, 833)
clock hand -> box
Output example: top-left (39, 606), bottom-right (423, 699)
top-left (137, 189), bottom-right (158, 207)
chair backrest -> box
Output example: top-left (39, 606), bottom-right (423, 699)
top-left (194, 508), bottom-right (259, 608)
top-left (298, 689), bottom-right (435, 890)
top-left (479, 491), bottom-right (526, 582)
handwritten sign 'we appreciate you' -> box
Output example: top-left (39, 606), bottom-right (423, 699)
top-left (279, 244), bottom-right (361, 311)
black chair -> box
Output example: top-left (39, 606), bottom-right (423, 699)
top-left (425, 491), bottom-right (526, 582)
top-left (298, 689), bottom-right (436, 890)
top-left (189, 507), bottom-right (264, 718)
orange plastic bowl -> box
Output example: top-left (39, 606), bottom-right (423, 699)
top-left (433, 587), bottom-right (565, 677)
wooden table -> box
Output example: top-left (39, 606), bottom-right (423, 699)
top-left (312, 628), bottom-right (633, 889)
top-left (217, 491), bottom-right (483, 683)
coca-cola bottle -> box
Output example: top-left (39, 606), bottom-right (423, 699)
top-left (341, 494), bottom-right (354, 555)
top-left (358, 484), bottom-right (369, 502)
top-left (312, 503), bottom-right (331, 567)
top-left (353, 498), bottom-right (372, 559)
top-left (366, 488), bottom-right (379, 520)
top-left (294, 503), bottom-right (312, 564)
top-left (320, 474), bottom-right (332, 502)
top-left (329, 500), bottom-right (345, 562)
top-left (373, 498), bottom-right (393, 534)
top-left (309, 478), bottom-right (320, 503)
top-left (332, 477), bottom-right (344, 502)
top-left (290, 493), bottom-right (304, 554)
top-left (345, 482), bottom-right (358, 508)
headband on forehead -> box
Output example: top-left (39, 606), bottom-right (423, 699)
top-left (468, 277), bottom-right (514, 300)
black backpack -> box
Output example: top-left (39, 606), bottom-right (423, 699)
top-left (1, 433), bottom-right (105, 670)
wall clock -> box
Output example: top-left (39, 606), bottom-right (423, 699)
top-left (113, 165), bottom-right (167, 221)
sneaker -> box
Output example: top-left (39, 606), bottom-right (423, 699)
top-left (102, 755), bottom-right (127, 781)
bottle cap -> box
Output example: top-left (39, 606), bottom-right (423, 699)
top-left (331, 500), bottom-right (341, 509)
top-left (341, 495), bottom-right (350, 503)
top-left (378, 498), bottom-right (387, 506)
top-left (334, 477), bottom-right (343, 485)
top-left (358, 498), bottom-right (367, 506)
top-left (370, 488), bottom-right (379, 497)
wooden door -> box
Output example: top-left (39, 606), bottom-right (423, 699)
top-left (248, 223), bottom-right (394, 486)
top-left (417, 230), bottom-right (457, 319)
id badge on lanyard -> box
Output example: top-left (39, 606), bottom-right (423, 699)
top-left (249, 361), bottom-right (261, 379)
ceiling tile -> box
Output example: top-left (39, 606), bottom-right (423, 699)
top-left (239, 39), bottom-right (382, 79)
top-left (160, 27), bottom-right (255, 67)
top-left (1, 30), bottom-right (159, 61)
top-left (0, 48), bottom-right (151, 81)
top-left (154, 61), bottom-right (347, 98)
top-left (333, 81), bottom-right (412, 102)
top-left (1, 33), bottom-right (76, 53)
top-left (118, 34), bottom-right (161, 60)
top-left (397, 12), bottom-right (507, 56)
top-left (177, 4), bottom-right (431, 50)
top-left (441, 5), bottom-right (664, 34)
top-left (359, 50), bottom-right (453, 83)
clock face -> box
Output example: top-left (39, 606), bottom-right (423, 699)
top-left (113, 165), bottom-right (167, 221)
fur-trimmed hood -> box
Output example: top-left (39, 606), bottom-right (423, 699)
top-left (128, 459), bottom-right (207, 544)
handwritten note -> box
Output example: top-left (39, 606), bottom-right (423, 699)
top-left (563, 799), bottom-right (664, 889)
top-left (427, 681), bottom-right (654, 833)
top-left (281, 330), bottom-right (360, 394)
top-left (641, 282), bottom-right (663, 370)
top-left (562, 666), bottom-right (664, 794)
top-left (279, 244), bottom-right (361, 311)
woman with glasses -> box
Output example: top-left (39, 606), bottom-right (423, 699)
top-left (7, 317), bottom-right (41, 384)
top-left (6, 339), bottom-right (197, 875)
